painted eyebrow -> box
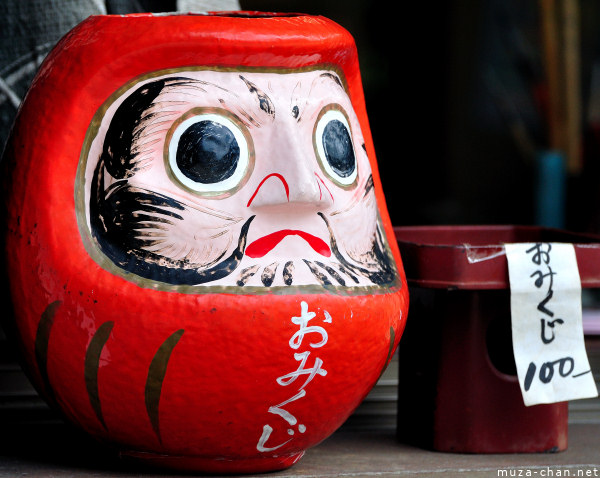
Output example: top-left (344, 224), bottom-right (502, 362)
top-left (291, 71), bottom-right (347, 123)
top-left (239, 75), bottom-right (275, 120)
top-left (319, 72), bottom-right (344, 89)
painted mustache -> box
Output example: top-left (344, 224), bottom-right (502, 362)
top-left (90, 159), bottom-right (256, 286)
top-left (245, 230), bottom-right (331, 258)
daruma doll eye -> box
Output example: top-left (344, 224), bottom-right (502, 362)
top-left (314, 107), bottom-right (357, 187)
top-left (167, 111), bottom-right (252, 195)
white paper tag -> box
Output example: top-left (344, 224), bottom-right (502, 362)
top-left (505, 242), bottom-right (598, 406)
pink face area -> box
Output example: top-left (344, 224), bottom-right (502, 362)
top-left (79, 68), bottom-right (397, 291)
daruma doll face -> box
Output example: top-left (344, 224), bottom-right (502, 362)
top-left (78, 68), bottom-right (398, 292)
top-left (2, 13), bottom-right (408, 474)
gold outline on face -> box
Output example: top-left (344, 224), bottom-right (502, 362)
top-left (164, 107), bottom-right (256, 199)
top-left (312, 104), bottom-right (359, 190)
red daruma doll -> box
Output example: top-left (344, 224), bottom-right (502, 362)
top-left (1, 12), bottom-right (408, 473)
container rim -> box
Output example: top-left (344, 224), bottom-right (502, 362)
top-left (394, 224), bottom-right (600, 289)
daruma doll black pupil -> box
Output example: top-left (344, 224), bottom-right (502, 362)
top-left (322, 119), bottom-right (355, 178)
top-left (176, 120), bottom-right (240, 184)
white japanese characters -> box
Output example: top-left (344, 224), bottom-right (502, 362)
top-left (257, 301), bottom-right (330, 452)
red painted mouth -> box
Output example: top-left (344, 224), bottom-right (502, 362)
top-left (245, 230), bottom-right (331, 259)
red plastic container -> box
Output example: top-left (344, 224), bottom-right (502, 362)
top-left (395, 225), bottom-right (600, 453)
